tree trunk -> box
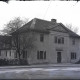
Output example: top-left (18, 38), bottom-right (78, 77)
top-left (16, 34), bottom-right (21, 65)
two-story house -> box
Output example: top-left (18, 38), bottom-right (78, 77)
top-left (11, 18), bottom-right (80, 64)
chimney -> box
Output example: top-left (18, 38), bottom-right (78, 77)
top-left (51, 19), bottom-right (56, 23)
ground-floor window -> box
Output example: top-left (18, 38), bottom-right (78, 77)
top-left (5, 50), bottom-right (11, 57)
top-left (71, 52), bottom-right (76, 59)
top-left (37, 51), bottom-right (46, 59)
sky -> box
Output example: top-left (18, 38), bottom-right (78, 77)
top-left (0, 1), bottom-right (80, 35)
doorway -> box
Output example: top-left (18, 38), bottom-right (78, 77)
top-left (57, 52), bottom-right (61, 63)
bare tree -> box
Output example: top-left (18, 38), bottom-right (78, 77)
top-left (20, 32), bottom-right (36, 58)
top-left (3, 17), bottom-right (28, 34)
top-left (1, 0), bottom-right (9, 3)
top-left (12, 30), bottom-right (36, 64)
top-left (4, 17), bottom-right (36, 64)
top-left (66, 24), bottom-right (78, 33)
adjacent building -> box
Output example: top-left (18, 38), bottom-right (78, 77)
top-left (0, 35), bottom-right (15, 59)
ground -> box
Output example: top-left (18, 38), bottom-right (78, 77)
top-left (0, 64), bottom-right (80, 79)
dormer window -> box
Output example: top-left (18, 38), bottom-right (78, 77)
top-left (40, 34), bottom-right (44, 42)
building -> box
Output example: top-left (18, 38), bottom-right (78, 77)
top-left (8, 18), bottom-right (80, 64)
top-left (0, 35), bottom-right (15, 59)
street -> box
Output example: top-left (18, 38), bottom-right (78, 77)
top-left (0, 66), bottom-right (80, 79)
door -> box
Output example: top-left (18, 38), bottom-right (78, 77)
top-left (57, 52), bottom-right (61, 63)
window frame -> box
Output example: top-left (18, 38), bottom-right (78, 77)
top-left (54, 36), bottom-right (64, 44)
top-left (37, 51), bottom-right (46, 60)
top-left (71, 52), bottom-right (76, 60)
top-left (40, 34), bottom-right (44, 42)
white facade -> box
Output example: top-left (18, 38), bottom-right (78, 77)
top-left (23, 21), bottom-right (80, 64)
top-left (27, 30), bottom-right (80, 64)
top-left (0, 50), bottom-right (16, 59)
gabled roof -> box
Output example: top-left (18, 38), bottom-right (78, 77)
top-left (48, 23), bottom-right (80, 38)
top-left (59, 23), bottom-right (80, 38)
top-left (11, 18), bottom-right (80, 38)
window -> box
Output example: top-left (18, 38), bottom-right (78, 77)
top-left (54, 36), bottom-right (64, 44)
top-left (72, 39), bottom-right (75, 45)
top-left (62, 37), bottom-right (64, 44)
top-left (44, 51), bottom-right (46, 59)
top-left (37, 51), bottom-right (46, 59)
top-left (40, 34), bottom-right (44, 42)
top-left (58, 38), bottom-right (61, 44)
top-left (71, 52), bottom-right (76, 59)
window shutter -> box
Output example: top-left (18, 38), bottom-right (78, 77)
top-left (75, 53), bottom-right (76, 59)
top-left (44, 51), bottom-right (46, 59)
top-left (62, 37), bottom-right (64, 44)
top-left (58, 38), bottom-right (61, 44)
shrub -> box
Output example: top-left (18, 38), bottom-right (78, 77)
top-left (0, 59), bottom-right (28, 66)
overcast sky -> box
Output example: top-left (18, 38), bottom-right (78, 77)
top-left (0, 1), bottom-right (80, 35)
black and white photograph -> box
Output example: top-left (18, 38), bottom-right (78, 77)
top-left (0, 0), bottom-right (80, 79)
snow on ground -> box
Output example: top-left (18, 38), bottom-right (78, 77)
top-left (0, 67), bottom-right (80, 79)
